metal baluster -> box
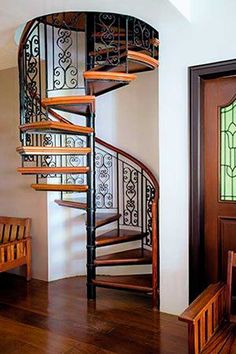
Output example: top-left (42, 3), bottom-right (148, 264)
top-left (152, 29), bottom-right (155, 59)
top-left (145, 177), bottom-right (148, 245)
top-left (116, 153), bottom-right (120, 233)
top-left (44, 21), bottom-right (48, 98)
top-left (60, 134), bottom-right (63, 186)
top-left (122, 161), bottom-right (125, 226)
top-left (52, 16), bottom-right (55, 91)
top-left (20, 48), bottom-right (26, 146)
top-left (93, 14), bottom-right (96, 70)
top-left (141, 169), bottom-right (144, 251)
top-left (36, 23), bottom-right (41, 150)
top-left (125, 17), bottom-right (129, 73)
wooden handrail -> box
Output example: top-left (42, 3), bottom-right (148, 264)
top-left (18, 19), bottom-right (36, 61)
top-left (95, 137), bottom-right (159, 304)
top-left (33, 99), bottom-right (159, 253)
top-left (36, 104), bottom-right (159, 275)
top-left (18, 14), bottom-right (160, 307)
top-left (95, 137), bottom-right (159, 201)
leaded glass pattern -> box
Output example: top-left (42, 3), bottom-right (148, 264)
top-left (220, 100), bottom-right (236, 201)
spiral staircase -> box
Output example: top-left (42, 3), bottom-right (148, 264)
top-left (17, 12), bottom-right (160, 308)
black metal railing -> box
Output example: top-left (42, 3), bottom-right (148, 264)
top-left (19, 12), bottom-right (159, 129)
top-left (18, 12), bottom-right (159, 247)
top-left (94, 140), bottom-right (157, 247)
top-left (18, 11), bottom-right (159, 305)
top-left (86, 13), bottom-right (159, 71)
top-left (20, 129), bottom-right (158, 248)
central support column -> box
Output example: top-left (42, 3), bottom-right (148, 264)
top-left (86, 112), bottom-right (96, 300)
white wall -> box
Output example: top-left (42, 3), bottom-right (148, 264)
top-left (0, 67), bottom-right (48, 281)
top-left (169, 0), bottom-right (191, 20)
top-left (3, 0), bottom-right (236, 315)
top-left (154, 0), bottom-right (236, 314)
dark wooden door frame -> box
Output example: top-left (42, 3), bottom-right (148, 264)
top-left (189, 59), bottom-right (236, 302)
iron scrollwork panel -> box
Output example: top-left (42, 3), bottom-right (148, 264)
top-left (88, 13), bottom-right (126, 69)
top-left (122, 163), bottom-right (139, 227)
top-left (46, 13), bottom-right (83, 92)
top-left (95, 148), bottom-right (114, 209)
top-left (145, 180), bottom-right (155, 246)
top-left (22, 23), bottom-right (42, 125)
top-left (128, 17), bottom-right (156, 56)
top-left (63, 135), bottom-right (86, 185)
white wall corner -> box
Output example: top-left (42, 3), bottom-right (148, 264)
top-left (168, 0), bottom-right (191, 21)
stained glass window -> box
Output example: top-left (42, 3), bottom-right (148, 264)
top-left (220, 100), bottom-right (236, 201)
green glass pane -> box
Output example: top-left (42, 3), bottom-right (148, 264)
top-left (220, 100), bottom-right (236, 201)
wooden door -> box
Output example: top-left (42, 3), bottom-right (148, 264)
top-left (204, 76), bottom-right (236, 290)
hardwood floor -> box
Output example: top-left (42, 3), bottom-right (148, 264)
top-left (0, 273), bottom-right (187, 354)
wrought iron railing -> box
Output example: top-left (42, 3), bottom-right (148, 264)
top-left (18, 11), bottom-right (159, 249)
top-left (86, 13), bottom-right (159, 70)
top-left (21, 131), bottom-right (159, 248)
top-left (18, 12), bottom-right (159, 126)
top-left (18, 11), bottom-right (159, 305)
top-left (94, 137), bottom-right (158, 249)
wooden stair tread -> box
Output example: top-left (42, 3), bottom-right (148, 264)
top-left (95, 213), bottom-right (121, 228)
top-left (88, 45), bottom-right (128, 57)
top-left (91, 28), bottom-right (127, 38)
top-left (95, 248), bottom-right (152, 266)
top-left (55, 199), bottom-right (87, 210)
top-left (88, 45), bottom-right (152, 58)
top-left (91, 32), bottom-right (127, 39)
top-left (127, 50), bottom-right (159, 71)
top-left (93, 274), bottom-right (153, 293)
top-left (84, 71), bottom-right (136, 96)
top-left (31, 184), bottom-right (88, 192)
top-left (84, 71), bottom-right (136, 82)
top-left (16, 146), bottom-right (91, 155)
top-left (96, 229), bottom-right (147, 247)
top-left (17, 167), bottom-right (89, 175)
top-left (89, 38), bottom-right (159, 50)
top-left (19, 121), bottom-right (93, 135)
top-left (91, 50), bottom-right (159, 74)
top-left (42, 96), bottom-right (95, 115)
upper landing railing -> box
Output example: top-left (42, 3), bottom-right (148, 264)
top-left (18, 12), bottom-right (159, 121)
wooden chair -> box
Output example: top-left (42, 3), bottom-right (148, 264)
top-left (0, 216), bottom-right (31, 280)
top-left (179, 250), bottom-right (236, 354)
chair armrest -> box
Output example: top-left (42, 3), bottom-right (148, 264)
top-left (179, 282), bottom-right (226, 323)
top-left (179, 282), bottom-right (227, 354)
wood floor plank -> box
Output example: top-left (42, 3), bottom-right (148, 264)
top-left (0, 273), bottom-right (188, 354)
top-left (0, 315), bottom-right (79, 353)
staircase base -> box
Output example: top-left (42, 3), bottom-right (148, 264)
top-left (93, 274), bottom-right (153, 293)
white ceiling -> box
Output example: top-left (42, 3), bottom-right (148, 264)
top-left (0, 0), bottom-right (163, 70)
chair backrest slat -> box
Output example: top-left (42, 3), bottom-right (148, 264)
top-left (233, 254), bottom-right (236, 267)
top-left (0, 224), bottom-right (3, 242)
top-left (0, 217), bottom-right (31, 244)
top-left (3, 224), bottom-right (11, 243)
top-left (18, 226), bottom-right (25, 240)
top-left (226, 250), bottom-right (236, 319)
top-left (10, 225), bottom-right (18, 242)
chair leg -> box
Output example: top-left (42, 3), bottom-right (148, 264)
top-left (26, 262), bottom-right (32, 281)
top-left (26, 239), bottom-right (32, 281)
